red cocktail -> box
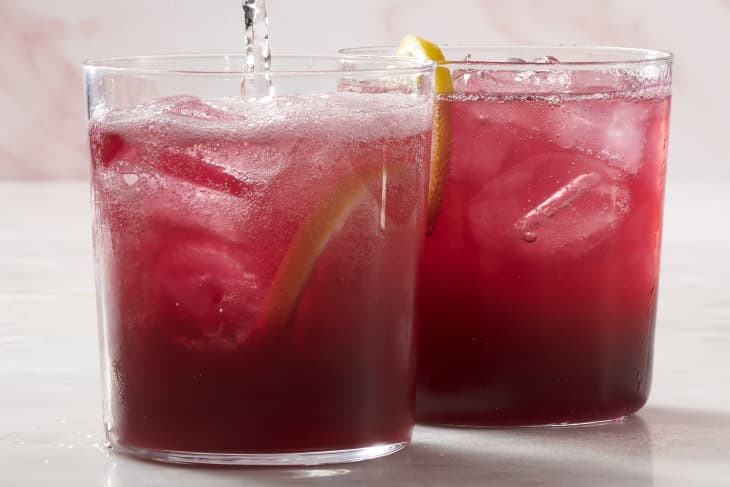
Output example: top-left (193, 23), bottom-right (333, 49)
top-left (415, 47), bottom-right (672, 425)
top-left (86, 55), bottom-right (433, 463)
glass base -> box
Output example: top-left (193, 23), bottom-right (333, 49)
top-left (418, 415), bottom-right (631, 429)
top-left (520, 415), bottom-right (629, 428)
top-left (109, 439), bottom-right (408, 466)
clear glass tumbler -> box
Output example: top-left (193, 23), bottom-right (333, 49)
top-left (343, 45), bottom-right (672, 426)
top-left (84, 54), bottom-right (434, 464)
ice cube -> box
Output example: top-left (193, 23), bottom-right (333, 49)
top-left (549, 98), bottom-right (650, 174)
top-left (450, 69), bottom-right (474, 91)
top-left (184, 138), bottom-right (290, 187)
top-left (513, 171), bottom-right (602, 238)
top-left (89, 125), bottom-right (135, 168)
top-left (569, 70), bottom-right (644, 95)
top-left (156, 148), bottom-right (254, 198)
top-left (447, 111), bottom-right (512, 187)
top-left (143, 226), bottom-right (264, 351)
top-left (451, 68), bottom-right (521, 94)
top-left (452, 63), bottom-right (571, 95)
top-left (154, 95), bottom-right (239, 121)
top-left (468, 151), bottom-right (629, 260)
top-left (96, 99), bottom-right (282, 196)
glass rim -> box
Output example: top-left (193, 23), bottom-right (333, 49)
top-left (82, 53), bottom-right (435, 77)
top-left (340, 45), bottom-right (673, 68)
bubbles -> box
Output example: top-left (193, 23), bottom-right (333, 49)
top-left (155, 95), bottom-right (240, 122)
top-left (121, 173), bottom-right (139, 186)
top-left (178, 140), bottom-right (287, 188)
top-left (93, 91), bottom-right (432, 353)
top-left (451, 68), bottom-right (520, 93)
top-left (91, 92), bottom-right (431, 286)
top-left (92, 94), bottom-right (424, 203)
top-left (451, 66), bottom-right (572, 94)
top-left (449, 53), bottom-right (670, 101)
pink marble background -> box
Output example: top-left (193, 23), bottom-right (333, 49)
top-left (1, 0), bottom-right (728, 180)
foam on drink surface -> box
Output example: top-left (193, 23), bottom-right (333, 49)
top-left (95, 93), bottom-right (430, 144)
top-left (90, 92), bottom-right (430, 216)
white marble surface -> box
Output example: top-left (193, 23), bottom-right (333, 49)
top-left (1, 180), bottom-right (729, 486)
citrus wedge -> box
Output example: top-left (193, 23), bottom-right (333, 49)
top-left (397, 34), bottom-right (453, 231)
top-left (261, 38), bottom-right (453, 328)
top-left (396, 34), bottom-right (453, 95)
top-left (260, 166), bottom-right (391, 329)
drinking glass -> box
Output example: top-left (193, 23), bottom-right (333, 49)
top-left (85, 54), bottom-right (434, 463)
top-left (343, 45), bottom-right (672, 426)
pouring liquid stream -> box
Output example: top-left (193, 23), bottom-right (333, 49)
top-left (242, 0), bottom-right (274, 98)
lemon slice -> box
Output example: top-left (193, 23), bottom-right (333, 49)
top-left (397, 34), bottom-right (453, 231)
top-left (261, 38), bottom-right (452, 328)
top-left (397, 34), bottom-right (453, 95)
top-left (260, 166), bottom-right (392, 329)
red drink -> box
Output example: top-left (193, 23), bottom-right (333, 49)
top-left (416, 55), bottom-right (672, 426)
top-left (90, 93), bottom-right (430, 458)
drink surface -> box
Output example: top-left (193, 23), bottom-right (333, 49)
top-left (90, 93), bottom-right (430, 452)
top-left (417, 70), bottom-right (671, 425)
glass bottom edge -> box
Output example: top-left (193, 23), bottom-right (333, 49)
top-left (109, 439), bottom-right (409, 466)
top-left (417, 415), bottom-right (631, 429)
